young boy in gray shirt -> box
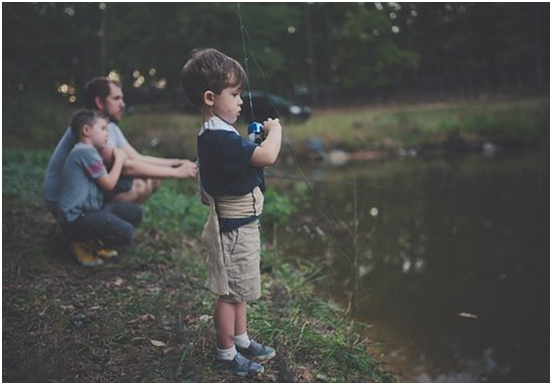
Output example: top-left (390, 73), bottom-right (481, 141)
top-left (57, 110), bottom-right (142, 267)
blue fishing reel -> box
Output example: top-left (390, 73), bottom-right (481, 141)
top-left (248, 122), bottom-right (265, 144)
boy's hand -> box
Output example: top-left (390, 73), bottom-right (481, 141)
top-left (262, 118), bottom-right (281, 134)
top-left (172, 160), bottom-right (198, 179)
top-left (113, 147), bottom-right (128, 163)
top-left (250, 118), bottom-right (283, 167)
top-left (100, 146), bottom-right (115, 167)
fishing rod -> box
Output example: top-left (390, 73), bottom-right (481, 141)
top-left (236, 12), bottom-right (423, 197)
top-left (235, 2), bottom-right (359, 270)
top-left (237, 2), bottom-right (265, 144)
top-left (235, 1), bottom-right (395, 350)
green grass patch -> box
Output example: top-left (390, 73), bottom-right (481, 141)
top-left (285, 97), bottom-right (550, 151)
top-left (3, 149), bottom-right (395, 382)
top-left (3, 149), bottom-right (51, 203)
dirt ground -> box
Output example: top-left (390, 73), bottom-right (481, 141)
top-left (2, 195), bottom-right (394, 382)
top-left (2, 199), bottom-right (269, 382)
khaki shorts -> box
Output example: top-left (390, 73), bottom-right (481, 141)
top-left (218, 220), bottom-right (261, 303)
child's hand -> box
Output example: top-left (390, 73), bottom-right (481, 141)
top-left (250, 117), bottom-right (282, 167)
top-left (262, 118), bottom-right (281, 134)
top-left (100, 146), bottom-right (115, 166)
top-left (113, 147), bottom-right (128, 163)
top-left (173, 160), bottom-right (198, 179)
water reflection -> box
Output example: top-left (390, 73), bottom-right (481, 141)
top-left (272, 150), bottom-right (549, 382)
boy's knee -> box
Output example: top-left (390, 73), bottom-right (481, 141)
top-left (108, 178), bottom-right (160, 204)
top-left (149, 179), bottom-right (161, 193)
top-left (133, 178), bottom-right (159, 202)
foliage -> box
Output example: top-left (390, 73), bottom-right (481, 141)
top-left (3, 3), bottom-right (103, 95)
top-left (250, 259), bottom-right (395, 382)
top-left (2, 149), bottom-right (51, 203)
top-left (141, 181), bottom-right (300, 242)
top-left (3, 3), bottom-right (547, 110)
top-left (2, 91), bottom-right (73, 149)
top-left (141, 180), bottom-right (208, 237)
top-left (332, 3), bottom-right (420, 88)
top-left (3, 3), bottom-right (548, 147)
top-left (459, 99), bottom-right (550, 141)
top-left (261, 187), bottom-right (296, 232)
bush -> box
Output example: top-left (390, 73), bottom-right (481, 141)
top-left (141, 180), bottom-right (208, 236)
top-left (3, 91), bottom-right (72, 149)
top-left (2, 149), bottom-right (50, 204)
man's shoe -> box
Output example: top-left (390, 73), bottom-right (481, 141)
top-left (94, 240), bottom-right (119, 261)
top-left (215, 353), bottom-right (264, 377)
top-left (236, 339), bottom-right (276, 362)
top-left (96, 248), bottom-right (118, 259)
top-left (69, 241), bottom-right (103, 267)
top-left (96, 241), bottom-right (119, 260)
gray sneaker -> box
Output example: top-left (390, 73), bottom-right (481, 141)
top-left (236, 339), bottom-right (276, 362)
top-left (215, 353), bottom-right (264, 377)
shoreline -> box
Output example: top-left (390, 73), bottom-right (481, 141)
top-left (111, 96), bottom-right (550, 162)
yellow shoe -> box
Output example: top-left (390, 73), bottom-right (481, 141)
top-left (69, 241), bottom-right (103, 267)
top-left (94, 240), bottom-right (119, 261)
top-left (96, 248), bottom-right (119, 260)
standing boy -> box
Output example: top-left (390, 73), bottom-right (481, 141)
top-left (57, 110), bottom-right (143, 267)
top-left (182, 48), bottom-right (282, 376)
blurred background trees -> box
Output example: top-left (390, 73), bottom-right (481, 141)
top-left (3, 2), bottom-right (549, 145)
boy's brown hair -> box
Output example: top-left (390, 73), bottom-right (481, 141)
top-left (69, 110), bottom-right (107, 139)
top-left (181, 48), bottom-right (248, 107)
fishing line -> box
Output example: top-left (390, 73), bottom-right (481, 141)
top-left (235, 3), bottom-right (356, 271)
top-left (238, 15), bottom-right (417, 195)
top-left (235, 1), bottom-right (396, 351)
top-left (237, 2), bottom-right (256, 122)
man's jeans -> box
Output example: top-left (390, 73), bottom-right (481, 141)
top-left (61, 202), bottom-right (143, 248)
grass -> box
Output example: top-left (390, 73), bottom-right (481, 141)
top-left (3, 95), bottom-right (548, 157)
top-left (283, 97), bottom-right (549, 151)
top-left (117, 97), bottom-right (549, 159)
top-left (2, 148), bottom-right (395, 382)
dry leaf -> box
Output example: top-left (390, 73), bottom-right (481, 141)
top-left (140, 313), bottom-right (156, 322)
top-left (295, 366), bottom-right (314, 382)
top-left (147, 286), bottom-right (162, 294)
top-left (150, 339), bottom-right (167, 347)
top-left (163, 347), bottom-right (177, 355)
top-left (129, 313), bottom-right (156, 324)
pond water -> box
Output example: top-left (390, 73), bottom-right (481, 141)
top-left (269, 149), bottom-right (549, 382)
